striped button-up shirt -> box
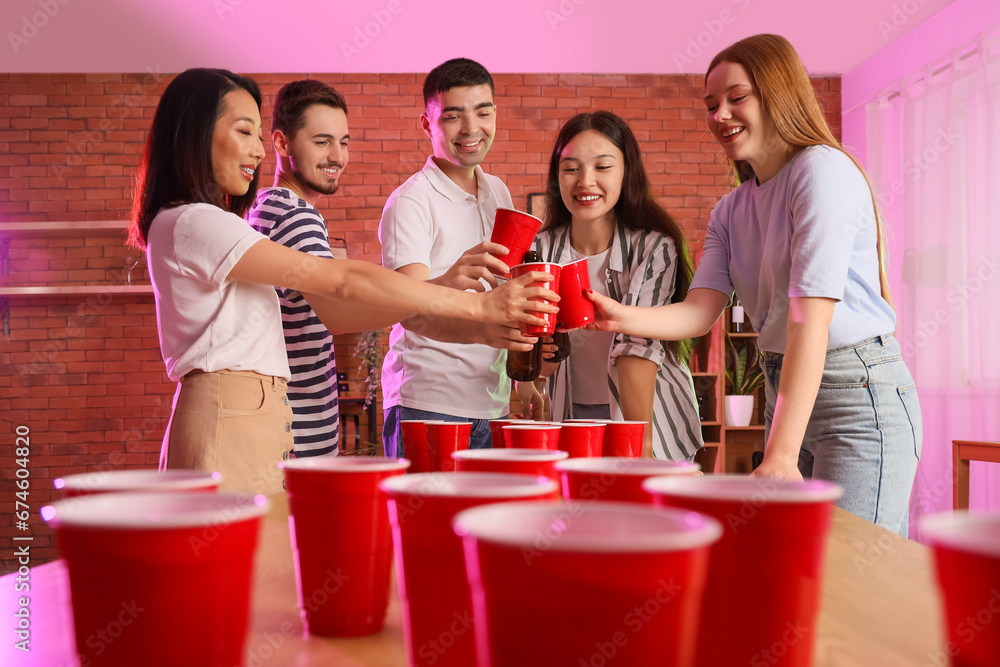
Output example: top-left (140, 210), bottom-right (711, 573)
top-left (533, 224), bottom-right (703, 461)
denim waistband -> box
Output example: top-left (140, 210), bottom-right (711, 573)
top-left (760, 333), bottom-right (895, 362)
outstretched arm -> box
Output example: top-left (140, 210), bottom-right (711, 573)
top-left (228, 238), bottom-right (557, 328)
top-left (588, 287), bottom-right (730, 341)
top-left (297, 292), bottom-right (412, 336)
top-left (394, 262), bottom-right (539, 351)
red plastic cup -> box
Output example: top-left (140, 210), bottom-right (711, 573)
top-left (42, 492), bottom-right (270, 667)
top-left (643, 475), bottom-right (843, 667)
top-left (557, 258), bottom-right (595, 330)
top-left (400, 420), bottom-right (434, 473)
top-left (381, 472), bottom-right (559, 667)
top-left (454, 501), bottom-right (722, 667)
top-left (510, 262), bottom-right (560, 336)
top-left (490, 208), bottom-right (543, 276)
top-left (281, 457), bottom-right (410, 636)
top-left (556, 422), bottom-right (606, 458)
top-left (452, 448), bottom-right (569, 484)
top-left (602, 420), bottom-right (647, 457)
top-left (502, 424), bottom-right (561, 450)
top-left (557, 457), bottom-right (701, 504)
top-left (921, 511), bottom-right (1000, 667)
top-left (425, 422), bottom-right (473, 472)
top-left (53, 469), bottom-right (222, 496)
top-left (487, 419), bottom-right (533, 449)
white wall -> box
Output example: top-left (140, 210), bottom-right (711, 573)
top-left (842, 0), bottom-right (999, 164)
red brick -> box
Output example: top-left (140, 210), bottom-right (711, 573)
top-left (0, 72), bottom-right (843, 564)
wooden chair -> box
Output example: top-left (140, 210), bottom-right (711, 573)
top-left (339, 395), bottom-right (379, 455)
top-left (952, 440), bottom-right (1000, 510)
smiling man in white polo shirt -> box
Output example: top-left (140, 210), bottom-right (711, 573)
top-left (379, 58), bottom-right (536, 456)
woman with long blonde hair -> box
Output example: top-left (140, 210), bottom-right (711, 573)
top-left (589, 35), bottom-right (921, 536)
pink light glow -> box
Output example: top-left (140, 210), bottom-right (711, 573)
top-left (0, 0), bottom-right (959, 74)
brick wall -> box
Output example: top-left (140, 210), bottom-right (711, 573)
top-left (0, 72), bottom-right (841, 572)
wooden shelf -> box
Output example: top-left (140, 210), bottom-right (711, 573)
top-left (0, 220), bottom-right (128, 237)
top-left (0, 285), bottom-right (152, 298)
top-left (0, 221), bottom-right (148, 336)
top-left (687, 301), bottom-right (769, 473)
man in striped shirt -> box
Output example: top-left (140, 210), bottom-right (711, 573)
top-left (248, 80), bottom-right (353, 457)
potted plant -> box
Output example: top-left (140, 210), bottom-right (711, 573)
top-left (724, 336), bottom-right (764, 427)
top-left (353, 329), bottom-right (385, 409)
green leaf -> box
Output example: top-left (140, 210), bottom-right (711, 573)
top-left (725, 335), bottom-right (764, 395)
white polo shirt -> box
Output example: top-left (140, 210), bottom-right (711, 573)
top-left (379, 157), bottom-right (514, 419)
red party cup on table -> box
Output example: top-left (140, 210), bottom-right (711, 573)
top-left (556, 422), bottom-right (606, 458)
top-left (452, 448), bottom-right (569, 483)
top-left (281, 457), bottom-right (409, 636)
top-left (643, 475), bottom-right (843, 667)
top-left (509, 261), bottom-right (560, 336)
top-left (382, 472), bottom-right (558, 667)
top-left (557, 457), bottom-right (700, 504)
top-left (490, 208), bottom-right (543, 276)
top-left (920, 511), bottom-right (1000, 667)
top-left (400, 420), bottom-right (433, 473)
top-left (53, 469), bottom-right (222, 496)
top-left (42, 492), bottom-right (270, 667)
top-left (454, 501), bottom-right (722, 667)
top-left (603, 420), bottom-right (647, 457)
top-left (502, 423), bottom-right (561, 450)
top-left (488, 419), bottom-right (533, 449)
top-left (425, 421), bottom-right (473, 472)
top-left (557, 258), bottom-right (595, 330)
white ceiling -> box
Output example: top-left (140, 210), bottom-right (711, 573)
top-left (0, 0), bottom-right (972, 74)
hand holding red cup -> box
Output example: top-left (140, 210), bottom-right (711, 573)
top-left (490, 208), bottom-right (543, 277)
top-left (557, 258), bottom-right (595, 330)
top-left (510, 262), bottom-right (561, 336)
top-left (485, 269), bottom-right (559, 331)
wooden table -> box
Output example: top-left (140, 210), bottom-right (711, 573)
top-left (1, 496), bottom-right (944, 666)
top-left (953, 439), bottom-right (1000, 510)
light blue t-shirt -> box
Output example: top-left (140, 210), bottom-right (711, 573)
top-left (691, 145), bottom-right (896, 352)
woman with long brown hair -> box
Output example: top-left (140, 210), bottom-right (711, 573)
top-left (129, 68), bottom-right (555, 494)
top-left (588, 35), bottom-right (921, 536)
top-left (530, 111), bottom-right (703, 461)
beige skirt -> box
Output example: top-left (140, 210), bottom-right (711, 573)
top-left (160, 369), bottom-right (294, 495)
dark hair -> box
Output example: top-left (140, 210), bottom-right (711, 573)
top-left (272, 79), bottom-right (348, 139)
top-left (542, 111), bottom-right (695, 361)
top-left (128, 68), bottom-right (262, 249)
top-left (423, 58), bottom-right (494, 108)
top-left (707, 33), bottom-right (892, 304)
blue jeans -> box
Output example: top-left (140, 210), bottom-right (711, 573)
top-left (382, 406), bottom-right (499, 458)
top-left (762, 334), bottom-right (921, 537)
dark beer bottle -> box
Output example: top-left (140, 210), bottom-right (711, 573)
top-left (547, 331), bottom-right (571, 363)
top-left (506, 250), bottom-right (543, 382)
top-left (506, 339), bottom-right (543, 381)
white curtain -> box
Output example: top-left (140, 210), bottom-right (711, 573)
top-left (865, 27), bottom-right (1000, 540)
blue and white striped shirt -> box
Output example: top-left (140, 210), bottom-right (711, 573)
top-left (249, 187), bottom-right (339, 457)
